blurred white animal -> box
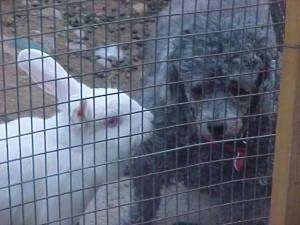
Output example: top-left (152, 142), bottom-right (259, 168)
top-left (0, 49), bottom-right (153, 225)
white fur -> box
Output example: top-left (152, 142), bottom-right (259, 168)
top-left (76, 177), bottom-right (132, 225)
top-left (0, 49), bottom-right (153, 225)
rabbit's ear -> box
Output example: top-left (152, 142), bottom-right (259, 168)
top-left (17, 49), bottom-right (80, 102)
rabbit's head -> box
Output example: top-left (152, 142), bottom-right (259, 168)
top-left (17, 49), bottom-right (153, 153)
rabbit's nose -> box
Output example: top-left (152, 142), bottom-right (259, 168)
top-left (207, 122), bottom-right (226, 137)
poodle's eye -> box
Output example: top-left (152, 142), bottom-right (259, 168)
top-left (228, 81), bottom-right (249, 96)
top-left (191, 84), bottom-right (203, 100)
top-left (106, 116), bottom-right (120, 128)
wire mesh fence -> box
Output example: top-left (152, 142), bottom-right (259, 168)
top-left (0, 0), bottom-right (285, 225)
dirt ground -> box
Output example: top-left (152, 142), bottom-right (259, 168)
top-left (0, 0), bottom-right (168, 120)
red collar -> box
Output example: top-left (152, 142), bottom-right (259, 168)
top-left (201, 136), bottom-right (246, 172)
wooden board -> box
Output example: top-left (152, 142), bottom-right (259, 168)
top-left (270, 1), bottom-right (300, 225)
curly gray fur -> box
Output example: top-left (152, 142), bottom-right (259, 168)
top-left (142, 0), bottom-right (278, 138)
top-left (132, 0), bottom-right (280, 225)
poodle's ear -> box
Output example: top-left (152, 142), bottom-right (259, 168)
top-left (167, 64), bottom-right (188, 103)
top-left (17, 49), bottom-right (81, 102)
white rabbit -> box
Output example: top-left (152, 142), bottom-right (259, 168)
top-left (0, 49), bottom-right (153, 225)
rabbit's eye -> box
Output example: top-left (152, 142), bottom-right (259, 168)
top-left (106, 116), bottom-right (120, 128)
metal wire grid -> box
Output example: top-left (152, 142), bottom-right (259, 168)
top-left (0, 0), bottom-right (284, 225)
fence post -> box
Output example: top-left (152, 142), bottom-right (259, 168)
top-left (270, 1), bottom-right (300, 225)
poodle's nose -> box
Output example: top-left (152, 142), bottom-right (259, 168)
top-left (207, 122), bottom-right (226, 137)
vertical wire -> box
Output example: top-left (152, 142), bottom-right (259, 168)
top-left (34, 3), bottom-right (41, 223)
top-left (217, 1), bottom-right (227, 220)
top-left (241, 0), bottom-right (251, 222)
top-left (251, 0), bottom-right (261, 222)
top-left (37, 3), bottom-right (47, 223)
top-left (174, 1), bottom-right (185, 223)
top-left (91, 0), bottom-right (97, 224)
top-left (79, 1), bottom-right (85, 224)
top-left (66, 1), bottom-right (72, 224)
top-left (78, 1), bottom-right (85, 224)
top-left (13, 0), bottom-right (29, 224)
top-left (139, 0), bottom-right (147, 223)
top-left (184, 0), bottom-right (191, 220)
top-left (189, 0), bottom-right (199, 219)
top-left (45, 0), bottom-right (59, 223)
top-left (161, 1), bottom-right (172, 222)
top-left (197, 0), bottom-right (206, 217)
top-left (253, 65), bottom-right (266, 222)
top-left (189, 0), bottom-right (205, 220)
top-left (140, 3), bottom-right (146, 216)
top-left (188, 0), bottom-right (196, 220)
top-left (235, 0), bottom-right (247, 223)
top-left (220, 0), bottom-right (228, 219)
top-left (104, 0), bottom-right (109, 224)
top-left (248, 0), bottom-right (258, 221)
top-left (0, 1), bottom-right (13, 224)
top-left (264, 0), bottom-right (276, 214)
top-left (128, 2), bottom-right (133, 213)
top-left (54, 0), bottom-right (62, 222)
top-left (116, 1), bottom-right (122, 224)
top-left (21, 1), bottom-right (31, 224)
top-left (229, 0), bottom-right (238, 222)
top-left (234, 0), bottom-right (249, 223)
top-left (56, 0), bottom-right (64, 223)
top-left (149, 1), bottom-right (158, 223)
top-left (203, 0), bottom-right (213, 221)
